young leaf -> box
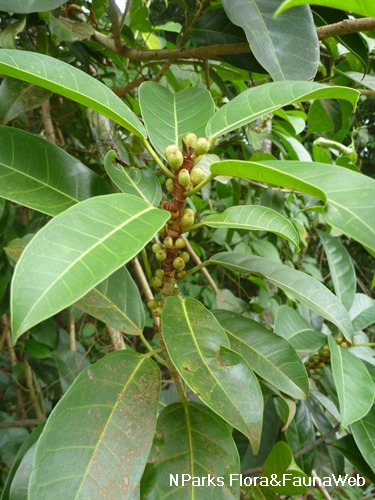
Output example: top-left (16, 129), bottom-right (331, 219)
top-left (206, 81), bottom-right (359, 138)
top-left (104, 150), bottom-right (162, 207)
top-left (214, 310), bottom-right (309, 400)
top-left (0, 0), bottom-right (67, 13)
top-left (141, 403), bottom-right (240, 499)
top-left (275, 0), bottom-right (375, 19)
top-left (221, 0), bottom-right (319, 81)
top-left (162, 297), bottom-right (264, 453)
top-left (0, 125), bottom-right (112, 216)
top-left (285, 401), bottom-right (316, 474)
top-left (210, 160), bottom-right (375, 255)
top-left (317, 230), bottom-right (356, 310)
top-left (29, 351), bottom-right (161, 500)
top-left (328, 336), bottom-right (374, 430)
top-left (11, 194), bottom-right (170, 340)
top-left (202, 205), bottom-right (300, 250)
top-left (76, 266), bottom-right (145, 336)
top-left (210, 252), bottom-right (353, 341)
top-left (351, 405), bottom-right (375, 473)
top-left (139, 81), bottom-right (214, 157)
top-left (0, 50), bottom-right (146, 138)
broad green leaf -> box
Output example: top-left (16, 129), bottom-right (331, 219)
top-left (333, 435), bottom-right (375, 483)
top-left (210, 160), bottom-right (375, 255)
top-left (0, 0), bottom-right (67, 13)
top-left (275, 1), bottom-right (375, 19)
top-left (351, 405), bottom-right (375, 473)
top-left (214, 310), bottom-right (309, 399)
top-left (352, 305), bottom-right (375, 333)
top-left (139, 81), bottom-right (214, 157)
top-left (162, 297), bottom-right (264, 453)
top-left (76, 266), bottom-right (145, 336)
top-left (206, 81), bottom-right (359, 138)
top-left (221, 0), bottom-right (319, 81)
top-left (210, 252), bottom-right (353, 341)
top-left (328, 336), bottom-right (374, 430)
top-left (202, 205), bottom-right (300, 249)
top-left (52, 349), bottom-right (91, 393)
top-left (317, 230), bottom-right (356, 310)
top-left (0, 50), bottom-right (146, 138)
top-left (0, 125), bottom-right (112, 216)
top-left (142, 403), bottom-right (240, 499)
top-left (104, 150), bottom-right (162, 207)
top-left (262, 442), bottom-right (309, 495)
top-left (0, 77), bottom-right (51, 124)
top-left (11, 194), bottom-right (170, 340)
top-left (29, 351), bottom-right (161, 500)
top-left (0, 17), bottom-right (26, 49)
top-left (274, 305), bottom-right (327, 354)
top-left (9, 443), bottom-right (36, 500)
top-left (285, 401), bottom-right (316, 474)
top-left (343, 71), bottom-right (375, 92)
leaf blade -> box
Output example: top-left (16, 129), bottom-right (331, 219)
top-left (275, 0), bottom-right (375, 19)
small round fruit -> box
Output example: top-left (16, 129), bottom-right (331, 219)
top-left (151, 276), bottom-right (163, 288)
top-left (165, 144), bottom-right (184, 170)
top-left (177, 270), bottom-right (186, 279)
top-left (175, 237), bottom-right (186, 249)
top-left (190, 167), bottom-right (205, 186)
top-left (166, 178), bottom-right (174, 193)
top-left (153, 307), bottom-right (162, 317)
top-left (155, 269), bottom-right (164, 279)
top-left (147, 299), bottom-right (159, 310)
top-left (164, 236), bottom-right (173, 248)
top-left (180, 251), bottom-right (190, 263)
top-left (183, 208), bottom-right (195, 217)
top-left (173, 256), bottom-right (185, 271)
top-left (181, 213), bottom-right (195, 230)
top-left (194, 137), bottom-right (210, 156)
top-left (178, 169), bottom-right (190, 188)
top-left (152, 243), bottom-right (163, 254)
top-left (183, 132), bottom-right (197, 151)
top-left (156, 249), bottom-right (167, 262)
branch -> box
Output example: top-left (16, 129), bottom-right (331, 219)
top-left (0, 419), bottom-right (45, 429)
top-left (93, 17), bottom-right (375, 63)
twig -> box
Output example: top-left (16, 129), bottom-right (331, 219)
top-left (41, 100), bottom-right (57, 144)
top-left (23, 358), bottom-right (44, 420)
top-left (69, 311), bottom-right (77, 352)
top-left (184, 238), bottom-right (218, 294)
top-left (6, 328), bottom-right (27, 420)
top-left (0, 418), bottom-right (45, 429)
top-left (317, 17), bottom-right (375, 40)
top-left (108, 0), bottom-right (125, 54)
top-left (312, 469), bottom-right (332, 500)
top-left (107, 326), bottom-right (126, 350)
top-left (133, 256), bottom-right (160, 329)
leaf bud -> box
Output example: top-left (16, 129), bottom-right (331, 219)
top-left (165, 144), bottom-right (184, 170)
top-left (166, 178), bottom-right (174, 193)
top-left (153, 307), bottom-right (162, 317)
top-left (173, 256), bottom-right (185, 271)
top-left (180, 251), bottom-right (190, 263)
top-left (183, 132), bottom-right (197, 151)
top-left (180, 213), bottom-right (195, 231)
top-left (194, 137), bottom-right (210, 156)
top-left (175, 237), bottom-right (186, 249)
top-left (155, 269), bottom-right (164, 279)
top-left (147, 300), bottom-right (159, 310)
top-left (190, 167), bottom-right (205, 186)
top-left (178, 169), bottom-right (190, 188)
top-left (151, 276), bottom-right (163, 288)
top-left (152, 243), bottom-right (163, 254)
top-left (185, 182), bottom-right (194, 192)
top-left (155, 249), bottom-right (167, 262)
top-left (164, 236), bottom-right (173, 248)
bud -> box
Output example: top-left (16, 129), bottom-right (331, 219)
top-left (180, 251), bottom-right (190, 263)
top-left (165, 144), bottom-right (184, 170)
top-left (194, 137), bottom-right (210, 156)
top-left (181, 213), bottom-right (195, 231)
top-left (147, 300), bottom-right (159, 310)
top-left (152, 243), bottom-right (163, 254)
top-left (166, 178), bottom-right (174, 193)
top-left (177, 270), bottom-right (186, 279)
top-left (164, 236), bottom-right (173, 248)
top-left (151, 276), bottom-right (163, 288)
top-left (185, 182), bottom-right (194, 192)
top-left (183, 132), bottom-right (197, 151)
top-left (175, 237), bottom-right (186, 249)
top-left (153, 307), bottom-right (162, 317)
top-left (173, 256), bottom-right (185, 271)
top-left (183, 208), bottom-right (195, 217)
top-left (155, 269), bottom-right (164, 279)
top-left (190, 167), bottom-right (205, 186)
top-left (156, 249), bottom-right (167, 262)
top-left (178, 169), bottom-right (190, 188)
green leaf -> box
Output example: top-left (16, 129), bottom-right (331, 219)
top-left (202, 205), bottom-right (300, 250)
top-left (275, 0), bottom-right (375, 19)
top-left (162, 297), bottom-right (264, 453)
top-left (274, 305), bottom-right (327, 354)
top-left (76, 266), bottom-right (145, 336)
top-left (317, 230), bottom-right (356, 310)
top-left (214, 310), bottom-right (309, 400)
top-left (0, 50), bottom-right (146, 138)
top-left (333, 435), bottom-right (375, 483)
top-left (141, 403), bottom-right (240, 499)
top-left (0, 125), bottom-right (112, 216)
top-left (0, 77), bottom-right (52, 124)
top-left (328, 336), bottom-right (374, 430)
top-left (139, 81), bottom-right (214, 157)
top-left (206, 81), bottom-right (359, 138)
top-left (29, 351), bottom-right (160, 500)
top-left (104, 150), bottom-right (162, 207)
top-left (351, 405), bottom-right (375, 472)
top-left (262, 442), bottom-right (309, 495)
top-left (221, 0), bottom-right (319, 81)
top-left (342, 71), bottom-right (375, 92)
top-left (210, 252), bottom-right (353, 341)
top-left (9, 443), bottom-right (36, 500)
top-left (210, 160), bottom-right (375, 255)
top-left (0, 18), bottom-right (26, 49)
top-left (0, 0), bottom-right (67, 13)
top-left (11, 194), bottom-right (170, 340)
top-left (352, 305), bottom-right (375, 333)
